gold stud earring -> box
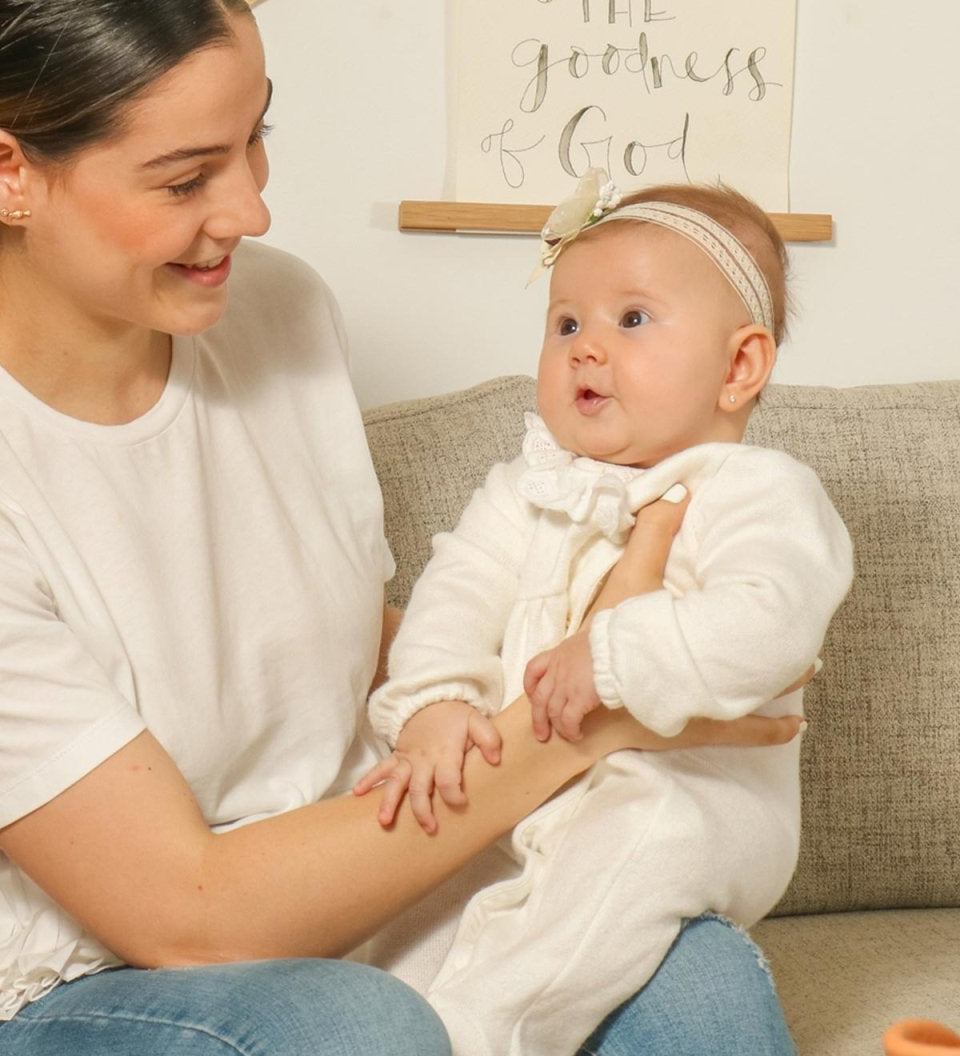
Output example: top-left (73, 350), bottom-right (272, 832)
top-left (1, 208), bottom-right (31, 221)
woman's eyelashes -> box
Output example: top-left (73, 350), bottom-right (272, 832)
top-left (167, 124), bottom-right (273, 198)
top-left (168, 173), bottom-right (206, 198)
top-left (248, 121), bottom-right (273, 147)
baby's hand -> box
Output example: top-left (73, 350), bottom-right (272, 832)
top-left (353, 700), bottom-right (501, 833)
top-left (523, 629), bottom-right (601, 743)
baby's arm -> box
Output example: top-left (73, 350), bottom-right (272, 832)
top-left (590, 450), bottom-right (854, 737)
top-left (367, 460), bottom-right (532, 746)
top-left (354, 700), bottom-right (501, 833)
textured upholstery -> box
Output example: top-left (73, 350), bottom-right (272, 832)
top-left (364, 375), bottom-right (960, 1053)
top-left (753, 909), bottom-right (960, 1053)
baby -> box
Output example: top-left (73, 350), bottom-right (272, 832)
top-left (356, 172), bottom-right (854, 1056)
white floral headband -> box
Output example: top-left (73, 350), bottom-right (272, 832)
top-left (534, 168), bottom-right (775, 333)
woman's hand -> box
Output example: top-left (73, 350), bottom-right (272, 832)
top-left (526, 486), bottom-right (690, 742)
top-left (584, 706), bottom-right (805, 757)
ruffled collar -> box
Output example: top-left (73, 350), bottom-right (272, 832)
top-left (517, 413), bottom-right (653, 541)
top-left (517, 413), bottom-right (735, 542)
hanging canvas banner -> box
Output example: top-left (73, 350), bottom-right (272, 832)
top-left (451, 0), bottom-right (796, 209)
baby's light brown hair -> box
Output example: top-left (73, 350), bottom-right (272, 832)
top-left (615, 184), bottom-right (790, 345)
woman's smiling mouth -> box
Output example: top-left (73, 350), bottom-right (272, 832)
top-left (167, 255), bottom-right (232, 286)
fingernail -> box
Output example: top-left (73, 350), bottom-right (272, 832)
top-left (813, 657), bottom-right (823, 673)
top-left (798, 720), bottom-right (809, 735)
top-left (661, 483), bottom-right (687, 503)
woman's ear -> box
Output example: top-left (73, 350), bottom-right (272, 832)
top-left (718, 324), bottom-right (777, 412)
top-left (0, 131), bottom-right (31, 217)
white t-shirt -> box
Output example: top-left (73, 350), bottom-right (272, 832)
top-left (0, 240), bottom-right (393, 1019)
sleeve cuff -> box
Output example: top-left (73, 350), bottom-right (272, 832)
top-left (368, 680), bottom-right (492, 746)
top-left (589, 609), bottom-right (625, 710)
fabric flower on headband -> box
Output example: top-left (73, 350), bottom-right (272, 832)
top-left (530, 168), bottom-right (622, 282)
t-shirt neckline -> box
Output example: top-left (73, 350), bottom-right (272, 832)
top-left (0, 336), bottom-right (196, 445)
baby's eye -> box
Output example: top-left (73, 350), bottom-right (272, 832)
top-left (559, 317), bottom-right (579, 336)
top-left (621, 309), bottom-right (650, 328)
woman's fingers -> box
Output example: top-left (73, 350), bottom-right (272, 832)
top-left (624, 484), bottom-right (689, 557)
top-left (677, 714), bottom-right (806, 748)
top-left (583, 485), bottom-right (690, 626)
top-left (579, 706), bottom-right (807, 756)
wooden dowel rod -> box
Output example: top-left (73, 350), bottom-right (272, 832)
top-left (398, 200), bottom-right (832, 242)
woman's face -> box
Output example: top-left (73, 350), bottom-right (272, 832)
top-left (19, 13), bottom-right (271, 339)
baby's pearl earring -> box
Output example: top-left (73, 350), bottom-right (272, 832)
top-left (728, 394), bottom-right (737, 404)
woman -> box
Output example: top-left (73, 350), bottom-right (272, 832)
top-left (0, 2), bottom-right (798, 1053)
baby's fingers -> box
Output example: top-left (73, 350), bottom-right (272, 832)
top-left (551, 698), bottom-right (596, 743)
top-left (434, 754), bottom-right (468, 811)
top-left (468, 713), bottom-right (502, 766)
top-left (524, 655), bottom-right (553, 742)
top-left (353, 756), bottom-right (401, 797)
top-left (407, 767), bottom-right (439, 835)
top-left (375, 761), bottom-right (413, 828)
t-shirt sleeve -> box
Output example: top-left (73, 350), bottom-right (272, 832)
top-left (0, 512), bottom-right (145, 828)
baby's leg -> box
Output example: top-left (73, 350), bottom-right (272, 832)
top-left (426, 757), bottom-right (797, 1056)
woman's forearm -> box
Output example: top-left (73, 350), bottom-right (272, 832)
top-left (0, 700), bottom-right (615, 970)
top-left (196, 695), bottom-right (614, 962)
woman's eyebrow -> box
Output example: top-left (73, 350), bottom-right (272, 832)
top-left (140, 79), bottom-right (273, 170)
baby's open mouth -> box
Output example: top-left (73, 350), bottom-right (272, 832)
top-left (575, 387), bottom-right (610, 412)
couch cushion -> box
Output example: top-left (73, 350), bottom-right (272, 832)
top-left (744, 382), bottom-right (960, 916)
top-left (364, 375), bottom-right (537, 607)
top-left (752, 908), bottom-right (960, 1055)
top-left (364, 377), bottom-right (960, 916)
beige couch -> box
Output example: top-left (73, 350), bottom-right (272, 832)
top-left (363, 375), bottom-right (960, 1056)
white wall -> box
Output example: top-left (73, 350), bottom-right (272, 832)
top-left (254, 1), bottom-right (960, 410)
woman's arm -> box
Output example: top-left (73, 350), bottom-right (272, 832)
top-left (0, 494), bottom-right (801, 972)
top-left (369, 603), bottom-right (404, 693)
top-left (0, 697), bottom-right (650, 969)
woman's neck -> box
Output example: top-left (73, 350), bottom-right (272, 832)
top-left (0, 268), bottom-right (173, 426)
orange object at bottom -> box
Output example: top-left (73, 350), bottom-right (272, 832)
top-left (884, 1020), bottom-right (960, 1055)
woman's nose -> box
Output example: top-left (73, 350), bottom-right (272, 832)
top-left (205, 163), bottom-right (272, 240)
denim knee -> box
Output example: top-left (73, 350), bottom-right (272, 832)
top-left (579, 915), bottom-right (797, 1056)
top-left (1, 958), bottom-right (452, 1056)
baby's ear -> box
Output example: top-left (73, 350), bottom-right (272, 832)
top-left (719, 325), bottom-right (777, 411)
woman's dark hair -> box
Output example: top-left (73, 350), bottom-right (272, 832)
top-left (0, 0), bottom-right (253, 163)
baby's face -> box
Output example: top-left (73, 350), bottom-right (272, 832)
top-left (537, 222), bottom-right (748, 468)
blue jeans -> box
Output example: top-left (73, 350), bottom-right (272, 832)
top-left (0, 959), bottom-right (451, 1056)
top-left (581, 915), bottom-right (797, 1056)
top-left (0, 917), bottom-right (794, 1055)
